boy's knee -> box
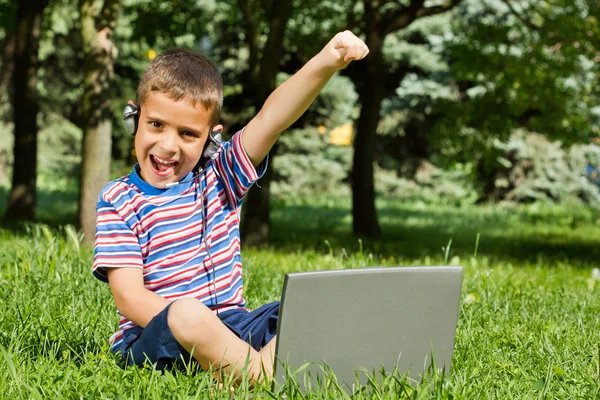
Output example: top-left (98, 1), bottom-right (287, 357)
top-left (167, 298), bottom-right (219, 348)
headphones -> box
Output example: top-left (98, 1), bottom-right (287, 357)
top-left (122, 101), bottom-right (222, 186)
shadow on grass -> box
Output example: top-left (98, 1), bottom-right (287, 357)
top-left (270, 199), bottom-right (600, 267)
top-left (0, 185), bottom-right (78, 231)
top-left (0, 332), bottom-right (106, 368)
top-left (1, 185), bottom-right (599, 266)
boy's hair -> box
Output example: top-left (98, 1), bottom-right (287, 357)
top-left (136, 49), bottom-right (223, 126)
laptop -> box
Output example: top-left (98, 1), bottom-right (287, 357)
top-left (273, 266), bottom-right (462, 392)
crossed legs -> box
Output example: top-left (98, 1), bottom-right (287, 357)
top-left (167, 297), bottom-right (276, 384)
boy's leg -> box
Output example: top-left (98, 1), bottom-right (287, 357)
top-left (258, 336), bottom-right (277, 376)
top-left (168, 298), bottom-right (272, 383)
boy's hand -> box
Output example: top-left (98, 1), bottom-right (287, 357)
top-left (319, 30), bottom-right (369, 71)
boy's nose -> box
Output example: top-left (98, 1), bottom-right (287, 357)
top-left (159, 130), bottom-right (180, 153)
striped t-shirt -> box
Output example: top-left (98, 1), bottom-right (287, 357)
top-left (92, 130), bottom-right (267, 352)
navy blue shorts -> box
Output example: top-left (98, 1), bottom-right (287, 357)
top-left (117, 301), bottom-right (279, 370)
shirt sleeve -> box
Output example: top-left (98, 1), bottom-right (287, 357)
top-left (92, 198), bottom-right (143, 283)
top-left (213, 128), bottom-right (268, 208)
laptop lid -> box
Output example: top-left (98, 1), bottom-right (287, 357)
top-left (273, 266), bottom-right (462, 392)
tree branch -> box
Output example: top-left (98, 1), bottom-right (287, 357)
top-left (384, 0), bottom-right (462, 35)
top-left (381, 0), bottom-right (423, 35)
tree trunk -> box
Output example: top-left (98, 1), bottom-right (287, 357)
top-left (241, 159), bottom-right (274, 246)
top-left (350, 31), bottom-right (384, 238)
top-left (79, 0), bottom-right (121, 244)
top-left (239, 0), bottom-right (293, 246)
top-left (4, 0), bottom-right (49, 222)
top-left (346, 0), bottom-right (462, 238)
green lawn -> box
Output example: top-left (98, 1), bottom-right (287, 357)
top-left (1, 191), bottom-right (599, 398)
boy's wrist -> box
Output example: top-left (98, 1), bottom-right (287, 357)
top-left (309, 50), bottom-right (340, 77)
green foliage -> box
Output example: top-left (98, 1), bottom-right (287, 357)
top-left (384, 14), bottom-right (451, 76)
top-left (375, 13), bottom-right (463, 178)
top-left (273, 128), bottom-right (352, 198)
top-left (0, 113), bottom-right (82, 187)
top-left (0, 0), bottom-right (16, 41)
top-left (375, 162), bottom-right (478, 206)
top-left (37, 0), bottom-right (82, 120)
top-left (29, 0), bottom-right (224, 167)
top-left (374, 0), bottom-right (600, 198)
top-left (271, 73), bottom-right (359, 199)
top-left (125, 0), bottom-right (215, 48)
top-left (284, 0), bottom-right (353, 57)
top-left (298, 73), bottom-right (358, 129)
top-left (445, 0), bottom-right (598, 142)
top-left (38, 112), bottom-right (82, 182)
top-left (387, 13), bottom-right (457, 112)
top-left (492, 130), bottom-right (600, 204)
top-left (4, 0), bottom-right (600, 213)
top-left (568, 141), bottom-right (600, 178)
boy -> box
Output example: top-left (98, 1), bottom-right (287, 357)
top-left (92, 31), bottom-right (369, 383)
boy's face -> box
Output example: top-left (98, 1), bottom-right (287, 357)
top-left (135, 91), bottom-right (219, 188)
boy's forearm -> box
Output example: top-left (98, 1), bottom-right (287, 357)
top-left (117, 287), bottom-right (171, 328)
top-left (108, 266), bottom-right (171, 328)
top-left (242, 53), bottom-right (337, 165)
top-left (256, 53), bottom-right (336, 136)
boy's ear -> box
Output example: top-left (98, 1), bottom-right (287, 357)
top-left (212, 124), bottom-right (223, 134)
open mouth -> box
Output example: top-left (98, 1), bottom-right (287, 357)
top-left (150, 154), bottom-right (178, 176)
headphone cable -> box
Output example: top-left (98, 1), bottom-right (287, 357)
top-left (200, 170), bottom-right (220, 319)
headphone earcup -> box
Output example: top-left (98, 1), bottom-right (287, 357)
top-left (202, 130), bottom-right (222, 160)
top-left (122, 102), bottom-right (139, 135)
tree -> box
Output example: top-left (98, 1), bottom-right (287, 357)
top-left (433, 0), bottom-right (600, 199)
top-left (4, 0), bottom-right (50, 222)
top-left (235, 0), bottom-right (294, 246)
top-left (79, 0), bottom-right (121, 244)
top-left (344, 0), bottom-right (462, 238)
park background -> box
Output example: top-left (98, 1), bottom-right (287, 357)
top-left (1, 0), bottom-right (600, 398)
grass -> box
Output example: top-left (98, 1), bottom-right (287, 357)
top-left (1, 188), bottom-right (600, 398)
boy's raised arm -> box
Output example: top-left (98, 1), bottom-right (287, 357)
top-left (242, 31), bottom-right (369, 166)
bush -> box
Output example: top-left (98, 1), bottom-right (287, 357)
top-left (273, 127), bottom-right (479, 205)
top-left (492, 130), bottom-right (600, 205)
top-left (375, 161), bottom-right (478, 206)
top-left (272, 128), bottom-right (352, 198)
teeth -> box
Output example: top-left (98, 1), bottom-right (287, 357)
top-left (154, 155), bottom-right (176, 165)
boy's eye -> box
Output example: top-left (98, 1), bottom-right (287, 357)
top-left (181, 131), bottom-right (197, 138)
top-left (149, 121), bottom-right (162, 128)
